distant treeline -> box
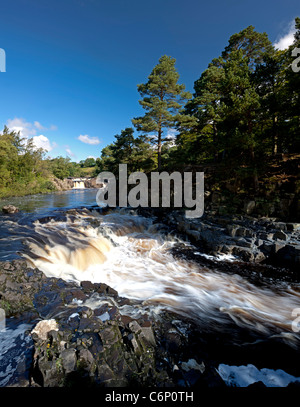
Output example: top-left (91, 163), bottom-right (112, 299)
top-left (0, 126), bottom-right (99, 198)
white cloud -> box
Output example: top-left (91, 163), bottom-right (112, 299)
top-left (6, 118), bottom-right (37, 138)
top-left (34, 121), bottom-right (57, 131)
top-left (5, 117), bottom-right (57, 139)
top-left (78, 134), bottom-right (100, 145)
top-left (65, 147), bottom-right (76, 158)
top-left (274, 21), bottom-right (296, 50)
top-left (3, 117), bottom-right (58, 153)
top-left (32, 135), bottom-right (57, 152)
top-left (34, 121), bottom-right (45, 131)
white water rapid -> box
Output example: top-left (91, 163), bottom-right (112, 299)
top-left (22, 208), bottom-right (300, 343)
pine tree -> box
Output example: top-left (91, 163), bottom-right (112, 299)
top-left (222, 25), bottom-right (274, 71)
top-left (180, 57), bottom-right (225, 163)
top-left (284, 17), bottom-right (300, 152)
top-left (132, 55), bottom-right (194, 170)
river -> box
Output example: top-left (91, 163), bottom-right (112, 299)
top-left (1, 189), bottom-right (300, 387)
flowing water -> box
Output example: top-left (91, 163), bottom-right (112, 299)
top-left (20, 208), bottom-right (300, 340)
top-left (1, 189), bottom-right (300, 385)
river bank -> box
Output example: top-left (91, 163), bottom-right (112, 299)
top-left (0, 176), bottom-right (98, 200)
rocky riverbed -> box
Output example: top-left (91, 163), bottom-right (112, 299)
top-left (0, 205), bottom-right (300, 388)
top-left (0, 259), bottom-right (226, 387)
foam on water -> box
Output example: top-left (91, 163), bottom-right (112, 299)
top-left (217, 363), bottom-right (300, 387)
top-left (0, 323), bottom-right (32, 386)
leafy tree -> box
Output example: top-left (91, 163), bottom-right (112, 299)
top-left (0, 126), bottom-right (54, 197)
top-left (98, 128), bottom-right (155, 174)
top-left (83, 157), bottom-right (96, 167)
top-left (98, 144), bottom-right (117, 173)
top-left (49, 156), bottom-right (72, 180)
top-left (68, 162), bottom-right (82, 177)
top-left (0, 127), bottom-right (18, 187)
top-left (132, 55), bottom-right (194, 170)
top-left (110, 128), bottom-right (135, 169)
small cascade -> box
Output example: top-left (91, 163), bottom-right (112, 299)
top-left (72, 180), bottom-right (85, 189)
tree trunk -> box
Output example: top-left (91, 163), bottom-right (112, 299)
top-left (247, 111), bottom-right (259, 191)
top-left (249, 145), bottom-right (259, 191)
top-left (213, 121), bottom-right (218, 162)
top-left (157, 128), bottom-right (162, 171)
top-left (272, 115), bottom-right (278, 155)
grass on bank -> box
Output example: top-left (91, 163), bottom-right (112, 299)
top-left (0, 177), bottom-right (57, 199)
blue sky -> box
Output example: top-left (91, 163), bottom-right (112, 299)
top-left (0, 0), bottom-right (299, 162)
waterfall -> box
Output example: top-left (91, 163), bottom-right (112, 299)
top-left (72, 180), bottom-right (85, 189)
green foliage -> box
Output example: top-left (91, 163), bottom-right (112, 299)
top-left (175, 19), bottom-right (300, 192)
top-left (0, 126), bottom-right (56, 198)
top-left (97, 128), bottom-right (156, 174)
top-left (48, 157), bottom-right (86, 179)
top-left (79, 157), bottom-right (96, 168)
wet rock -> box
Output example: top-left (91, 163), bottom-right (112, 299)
top-left (287, 223), bottom-right (300, 232)
top-left (2, 205), bottom-right (19, 214)
top-left (61, 348), bottom-right (77, 374)
top-left (272, 222), bottom-right (287, 231)
top-left (232, 247), bottom-right (254, 262)
top-left (254, 251), bottom-right (266, 263)
top-left (95, 283), bottom-right (118, 297)
top-left (80, 280), bottom-right (118, 297)
top-left (161, 209), bottom-right (300, 270)
top-left (273, 242), bottom-right (286, 253)
top-left (181, 358), bottom-right (205, 373)
top-left (274, 230), bottom-right (288, 241)
top-left (272, 244), bottom-right (300, 267)
top-left (258, 232), bottom-right (274, 241)
top-left (80, 281), bottom-right (94, 292)
top-left (186, 229), bottom-right (201, 241)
